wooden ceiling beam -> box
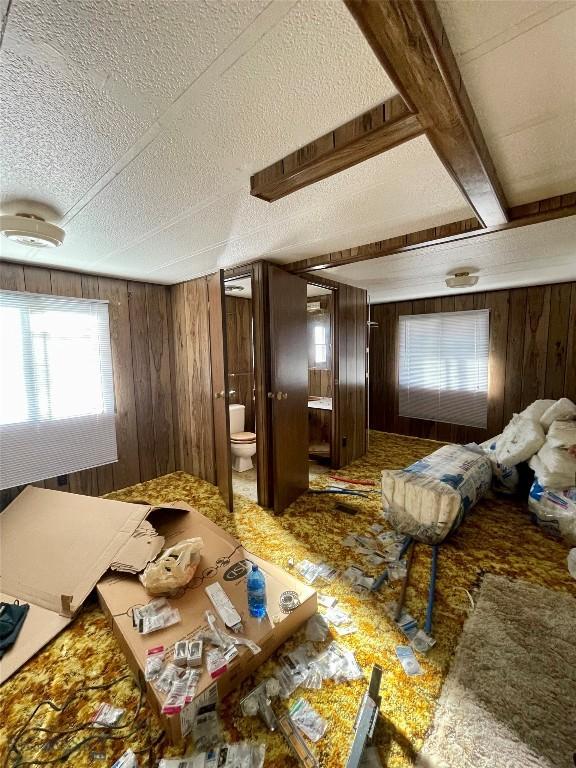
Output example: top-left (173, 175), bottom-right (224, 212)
top-left (250, 94), bottom-right (424, 202)
top-left (284, 192), bottom-right (576, 274)
top-left (344, 0), bottom-right (509, 227)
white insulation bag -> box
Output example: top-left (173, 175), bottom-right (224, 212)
top-left (381, 445), bottom-right (492, 545)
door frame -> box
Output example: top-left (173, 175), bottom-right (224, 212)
top-left (223, 263), bottom-right (273, 508)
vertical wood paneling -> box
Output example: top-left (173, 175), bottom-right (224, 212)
top-left (128, 281), bottom-right (156, 482)
top-left (369, 282), bottom-right (575, 444)
top-left (336, 283), bottom-right (367, 466)
top-left (485, 290), bottom-right (509, 436)
top-left (545, 283), bottom-right (572, 398)
top-left (170, 278), bottom-right (215, 484)
top-left (81, 274), bottom-right (114, 495)
top-left (503, 287), bottom-right (527, 424)
top-left (98, 277), bottom-right (141, 490)
top-left (521, 286), bottom-right (551, 408)
top-left (0, 263), bottom-right (25, 291)
top-left (147, 284), bottom-right (175, 477)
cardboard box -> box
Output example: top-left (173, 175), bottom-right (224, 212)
top-left (0, 487), bottom-right (165, 684)
top-left (97, 503), bottom-right (317, 744)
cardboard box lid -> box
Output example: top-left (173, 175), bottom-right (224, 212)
top-left (0, 486), bottom-right (166, 684)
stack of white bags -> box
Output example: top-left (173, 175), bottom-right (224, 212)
top-left (481, 398), bottom-right (576, 545)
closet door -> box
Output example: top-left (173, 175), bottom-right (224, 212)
top-left (268, 265), bottom-right (309, 513)
top-left (208, 271), bottom-right (233, 511)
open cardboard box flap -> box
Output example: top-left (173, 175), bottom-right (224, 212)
top-left (0, 487), bottom-right (183, 684)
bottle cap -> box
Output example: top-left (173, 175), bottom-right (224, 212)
top-left (252, 564), bottom-right (259, 572)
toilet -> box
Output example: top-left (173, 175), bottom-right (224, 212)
top-left (229, 404), bottom-right (256, 472)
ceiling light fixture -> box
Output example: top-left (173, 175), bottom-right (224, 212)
top-left (0, 213), bottom-right (65, 248)
top-left (445, 270), bottom-right (478, 289)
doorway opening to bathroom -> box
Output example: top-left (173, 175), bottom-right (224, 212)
top-left (307, 281), bottom-right (336, 479)
top-left (223, 274), bottom-right (259, 503)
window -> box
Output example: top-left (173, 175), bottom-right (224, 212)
top-left (0, 290), bottom-right (117, 489)
top-left (398, 309), bottom-right (489, 428)
top-left (313, 324), bottom-right (327, 365)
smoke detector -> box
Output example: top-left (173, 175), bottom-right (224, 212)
top-left (445, 270), bottom-right (478, 289)
top-left (0, 213), bottom-right (65, 248)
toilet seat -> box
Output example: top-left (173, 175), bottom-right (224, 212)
top-left (231, 431), bottom-right (256, 444)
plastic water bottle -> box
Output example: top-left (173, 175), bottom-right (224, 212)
top-left (247, 564), bottom-right (267, 619)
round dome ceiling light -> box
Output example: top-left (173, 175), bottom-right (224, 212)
top-left (0, 213), bottom-right (65, 248)
top-left (445, 270), bottom-right (478, 289)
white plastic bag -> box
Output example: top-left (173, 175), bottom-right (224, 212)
top-left (529, 453), bottom-right (575, 490)
top-left (520, 399), bottom-right (555, 422)
top-left (540, 398), bottom-right (576, 431)
top-left (538, 441), bottom-right (576, 483)
top-left (528, 480), bottom-right (576, 544)
top-left (495, 415), bottom-right (545, 466)
top-left (547, 419), bottom-right (576, 449)
top-left (140, 537), bottom-right (203, 596)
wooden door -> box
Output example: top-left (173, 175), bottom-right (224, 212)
top-left (208, 271), bottom-right (233, 511)
top-left (268, 265), bottom-right (309, 513)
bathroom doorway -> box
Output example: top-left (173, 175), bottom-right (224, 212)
top-left (223, 274), bottom-right (259, 503)
top-left (307, 282), bottom-right (337, 476)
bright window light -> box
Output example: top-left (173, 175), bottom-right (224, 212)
top-left (0, 290), bottom-right (117, 489)
top-left (398, 309), bottom-right (489, 428)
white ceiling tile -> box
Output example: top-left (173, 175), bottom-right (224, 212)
top-left (438, 1), bottom-right (576, 205)
top-left (323, 217), bottom-right (576, 302)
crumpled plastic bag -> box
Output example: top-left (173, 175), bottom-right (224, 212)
top-left (140, 538), bottom-right (203, 596)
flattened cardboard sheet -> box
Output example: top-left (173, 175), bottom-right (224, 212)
top-left (0, 486), bottom-right (159, 684)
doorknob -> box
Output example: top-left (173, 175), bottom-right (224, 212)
top-left (214, 390), bottom-right (226, 399)
top-left (276, 391), bottom-right (288, 400)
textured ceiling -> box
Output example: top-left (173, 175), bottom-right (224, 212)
top-left (1, 0), bottom-right (573, 291)
top-left (0, 0), bottom-right (471, 282)
top-left (322, 216), bottom-right (576, 303)
top-left (438, 0), bottom-right (576, 206)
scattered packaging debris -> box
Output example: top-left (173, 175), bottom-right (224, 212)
top-left (289, 698), bottom-right (328, 742)
top-left (111, 749), bottom-right (138, 768)
top-left (158, 743), bottom-right (265, 768)
top-left (144, 645), bottom-right (165, 681)
top-left (305, 613), bottom-right (329, 642)
top-left (140, 537), bottom-right (203, 597)
top-left (92, 703), bottom-right (124, 728)
top-left (395, 645), bottom-right (422, 676)
top-left (324, 605), bottom-right (351, 627)
top-left (317, 594), bottom-right (338, 609)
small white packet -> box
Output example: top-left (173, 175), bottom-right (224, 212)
top-left (144, 645), bottom-right (165, 681)
top-left (396, 645), bottom-right (422, 676)
top-left (289, 698), bottom-right (327, 742)
top-left (295, 560), bottom-right (322, 585)
top-left (161, 678), bottom-right (188, 715)
top-left (154, 662), bottom-right (182, 694)
top-left (325, 606), bottom-right (351, 627)
top-left (92, 703), bottom-right (124, 728)
top-left (335, 624), bottom-right (358, 636)
top-left (173, 640), bottom-right (189, 667)
top-left (111, 749), bottom-right (138, 768)
top-left (317, 594), bottom-right (338, 609)
top-left (305, 613), bottom-right (329, 642)
top-left (139, 607), bottom-right (181, 635)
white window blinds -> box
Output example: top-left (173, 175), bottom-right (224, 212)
top-left (398, 309), bottom-right (490, 428)
top-left (0, 290), bottom-right (117, 489)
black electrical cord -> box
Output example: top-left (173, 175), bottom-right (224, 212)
top-left (3, 672), bottom-right (163, 768)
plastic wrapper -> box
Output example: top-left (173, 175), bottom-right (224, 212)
top-left (159, 743), bottom-right (265, 768)
top-left (206, 648), bottom-right (228, 679)
top-left (92, 703), bottom-right (124, 727)
top-left (184, 669), bottom-right (201, 704)
top-left (161, 678), bottom-right (188, 715)
top-left (382, 444), bottom-right (492, 544)
top-left (333, 649), bottom-right (363, 682)
top-left (111, 749), bottom-right (138, 768)
top-left (139, 607), bottom-right (181, 635)
top-left (302, 662), bottom-right (323, 690)
top-left (194, 709), bottom-right (222, 752)
top-left (289, 698), bottom-right (327, 742)
top-left (140, 537), bottom-right (204, 596)
top-left (144, 645), bottom-right (165, 681)
top-left (295, 559), bottom-right (322, 584)
top-left (154, 662), bottom-right (183, 694)
top-left (305, 613), bottom-right (329, 642)
top-left (528, 480), bottom-right (576, 544)
top-left (316, 563), bottom-right (339, 582)
top-left (324, 605), bottom-right (351, 627)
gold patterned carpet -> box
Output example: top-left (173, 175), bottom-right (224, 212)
top-left (1, 431), bottom-right (574, 768)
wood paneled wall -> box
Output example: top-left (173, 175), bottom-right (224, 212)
top-left (336, 282), bottom-right (368, 465)
top-left (225, 296), bottom-right (255, 432)
top-left (170, 276), bottom-right (215, 483)
top-left (0, 262), bottom-right (175, 507)
top-left (369, 282), bottom-right (576, 443)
